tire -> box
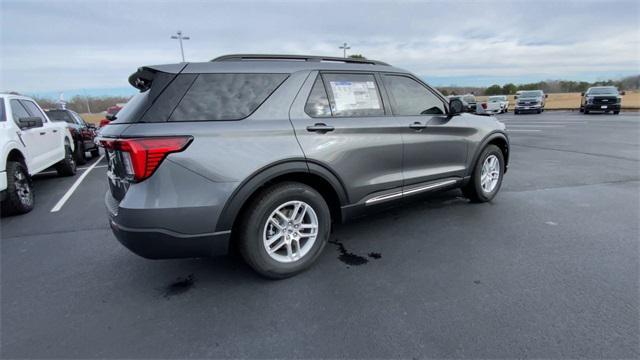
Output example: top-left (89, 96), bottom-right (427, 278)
top-left (537, 109), bottom-right (542, 114)
top-left (462, 145), bottom-right (505, 203)
top-left (579, 107), bottom-right (584, 113)
top-left (1, 161), bottom-right (34, 215)
top-left (614, 111), bottom-right (620, 115)
top-left (75, 141), bottom-right (87, 165)
top-left (514, 110), bottom-right (519, 115)
top-left (584, 109), bottom-right (589, 114)
top-left (237, 182), bottom-right (331, 279)
top-left (90, 147), bottom-right (100, 158)
top-left (55, 143), bottom-right (77, 176)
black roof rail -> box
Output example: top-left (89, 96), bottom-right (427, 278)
top-left (211, 54), bottom-right (390, 66)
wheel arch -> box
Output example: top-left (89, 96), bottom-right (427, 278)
top-left (3, 147), bottom-right (27, 172)
top-left (467, 131), bottom-right (510, 176)
top-left (215, 160), bottom-right (349, 234)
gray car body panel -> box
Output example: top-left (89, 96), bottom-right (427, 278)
top-left (102, 58), bottom-right (509, 259)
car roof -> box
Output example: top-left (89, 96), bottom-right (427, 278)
top-left (0, 93), bottom-right (36, 101)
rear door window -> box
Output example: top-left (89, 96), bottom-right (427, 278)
top-left (170, 73), bottom-right (288, 121)
top-left (0, 98), bottom-right (5, 122)
top-left (322, 73), bottom-right (384, 117)
top-left (304, 75), bottom-right (331, 118)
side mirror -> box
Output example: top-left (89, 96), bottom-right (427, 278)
top-left (545, 94), bottom-right (548, 98)
top-left (87, 123), bottom-right (97, 129)
top-left (449, 98), bottom-right (464, 115)
top-left (581, 92), bottom-right (585, 96)
top-left (105, 114), bottom-right (116, 121)
top-left (18, 117), bottom-right (43, 130)
top-left (620, 91), bottom-right (626, 96)
top-left (514, 95), bottom-right (518, 99)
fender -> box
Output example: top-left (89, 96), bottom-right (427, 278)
top-left (466, 131), bottom-right (510, 177)
top-left (1, 141), bottom-right (26, 172)
top-left (214, 159), bottom-right (349, 233)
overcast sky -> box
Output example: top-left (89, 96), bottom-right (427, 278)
top-left (1, 0), bottom-right (639, 96)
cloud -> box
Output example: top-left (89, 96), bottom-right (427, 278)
top-left (1, 0), bottom-right (639, 93)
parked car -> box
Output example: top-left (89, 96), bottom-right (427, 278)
top-left (514, 90), bottom-right (547, 114)
top-left (580, 86), bottom-right (623, 115)
top-left (447, 95), bottom-right (472, 112)
top-left (462, 94), bottom-right (477, 112)
top-left (0, 94), bottom-right (76, 215)
top-left (99, 105), bottom-right (122, 127)
top-left (99, 54), bottom-right (509, 278)
top-left (488, 95), bottom-right (509, 113)
top-left (45, 109), bottom-right (100, 164)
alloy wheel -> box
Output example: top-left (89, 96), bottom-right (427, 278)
top-left (480, 154), bottom-right (500, 193)
top-left (263, 200), bottom-right (319, 263)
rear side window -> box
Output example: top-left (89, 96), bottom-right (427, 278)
top-left (304, 75), bottom-right (331, 118)
top-left (21, 100), bottom-right (47, 121)
top-left (47, 110), bottom-right (74, 123)
top-left (322, 73), bottom-right (384, 117)
top-left (170, 73), bottom-right (288, 121)
top-left (0, 98), bottom-right (5, 122)
top-left (383, 75), bottom-right (445, 115)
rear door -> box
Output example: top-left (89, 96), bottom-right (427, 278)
top-left (380, 74), bottom-right (468, 188)
top-left (20, 100), bottom-right (61, 163)
top-left (289, 71), bottom-right (404, 205)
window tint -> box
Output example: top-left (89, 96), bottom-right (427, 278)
top-left (304, 75), bottom-right (331, 117)
top-left (10, 99), bottom-right (30, 122)
top-left (21, 100), bottom-right (47, 121)
top-left (322, 73), bottom-right (384, 117)
top-left (383, 75), bottom-right (445, 115)
top-left (47, 110), bottom-right (75, 123)
top-left (170, 73), bottom-right (288, 121)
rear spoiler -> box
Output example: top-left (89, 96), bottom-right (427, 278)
top-left (128, 63), bottom-right (187, 91)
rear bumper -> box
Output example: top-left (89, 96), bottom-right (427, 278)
top-left (109, 217), bottom-right (230, 259)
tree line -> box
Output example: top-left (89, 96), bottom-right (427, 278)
top-left (439, 75), bottom-right (639, 96)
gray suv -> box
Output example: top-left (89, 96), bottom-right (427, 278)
top-left (100, 54), bottom-right (509, 278)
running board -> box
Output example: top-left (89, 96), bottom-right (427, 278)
top-left (365, 179), bottom-right (459, 206)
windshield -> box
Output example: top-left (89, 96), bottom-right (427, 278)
top-left (46, 110), bottom-right (75, 123)
top-left (520, 91), bottom-right (542, 98)
top-left (463, 95), bottom-right (475, 102)
top-left (489, 96), bottom-right (506, 102)
top-left (588, 87), bottom-right (618, 95)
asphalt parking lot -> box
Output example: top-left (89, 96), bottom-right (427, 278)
top-left (1, 111), bottom-right (639, 358)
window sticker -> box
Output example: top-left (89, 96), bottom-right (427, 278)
top-left (329, 81), bottom-right (381, 112)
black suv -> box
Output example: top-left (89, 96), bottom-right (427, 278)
top-left (99, 54), bottom-right (509, 278)
top-left (580, 86), bottom-right (624, 114)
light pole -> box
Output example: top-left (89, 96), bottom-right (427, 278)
top-left (339, 42), bottom-right (350, 58)
top-left (171, 30), bottom-right (190, 62)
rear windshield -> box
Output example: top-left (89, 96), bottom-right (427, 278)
top-left (463, 95), bottom-right (475, 102)
top-left (112, 72), bottom-right (288, 123)
top-left (489, 96), bottom-right (506, 101)
top-left (46, 110), bottom-right (74, 123)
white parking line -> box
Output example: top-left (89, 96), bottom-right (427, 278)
top-left (506, 129), bottom-right (542, 132)
top-left (507, 125), bottom-right (566, 128)
top-left (50, 155), bottom-right (105, 213)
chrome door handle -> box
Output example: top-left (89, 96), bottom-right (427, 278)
top-left (409, 122), bottom-right (427, 130)
top-left (307, 123), bottom-right (335, 133)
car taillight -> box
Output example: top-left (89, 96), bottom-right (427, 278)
top-left (481, 103), bottom-right (487, 109)
top-left (100, 136), bottom-right (192, 182)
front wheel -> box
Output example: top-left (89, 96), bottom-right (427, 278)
top-left (238, 182), bottom-right (331, 279)
top-left (613, 111), bottom-right (620, 115)
top-left (55, 144), bottom-right (77, 176)
top-left (462, 145), bottom-right (505, 203)
top-left (1, 161), bottom-right (34, 215)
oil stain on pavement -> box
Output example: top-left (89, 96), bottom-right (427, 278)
top-left (329, 239), bottom-right (381, 266)
top-left (162, 274), bottom-right (195, 299)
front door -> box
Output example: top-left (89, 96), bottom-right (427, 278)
top-left (380, 74), bottom-right (468, 188)
top-left (9, 99), bottom-right (49, 173)
top-left (289, 71), bottom-right (404, 204)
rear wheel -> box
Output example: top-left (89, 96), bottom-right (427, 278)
top-left (55, 143), bottom-right (77, 176)
top-left (1, 161), bottom-right (34, 215)
top-left (75, 141), bottom-right (87, 165)
top-left (90, 147), bottom-right (100, 158)
top-left (238, 182), bottom-right (331, 279)
top-left (614, 111), bottom-right (620, 115)
top-left (463, 145), bottom-right (505, 203)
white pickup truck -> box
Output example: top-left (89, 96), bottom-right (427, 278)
top-left (1, 94), bottom-right (76, 215)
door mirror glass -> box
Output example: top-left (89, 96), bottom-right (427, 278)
top-left (449, 98), bottom-right (464, 115)
top-left (105, 113), bottom-right (116, 121)
top-left (18, 116), bottom-right (43, 129)
top-left (545, 94), bottom-right (549, 98)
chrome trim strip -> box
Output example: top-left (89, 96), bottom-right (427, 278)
top-left (365, 179), bottom-right (458, 206)
top-left (365, 191), bottom-right (403, 205)
top-left (403, 179), bottom-right (458, 196)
